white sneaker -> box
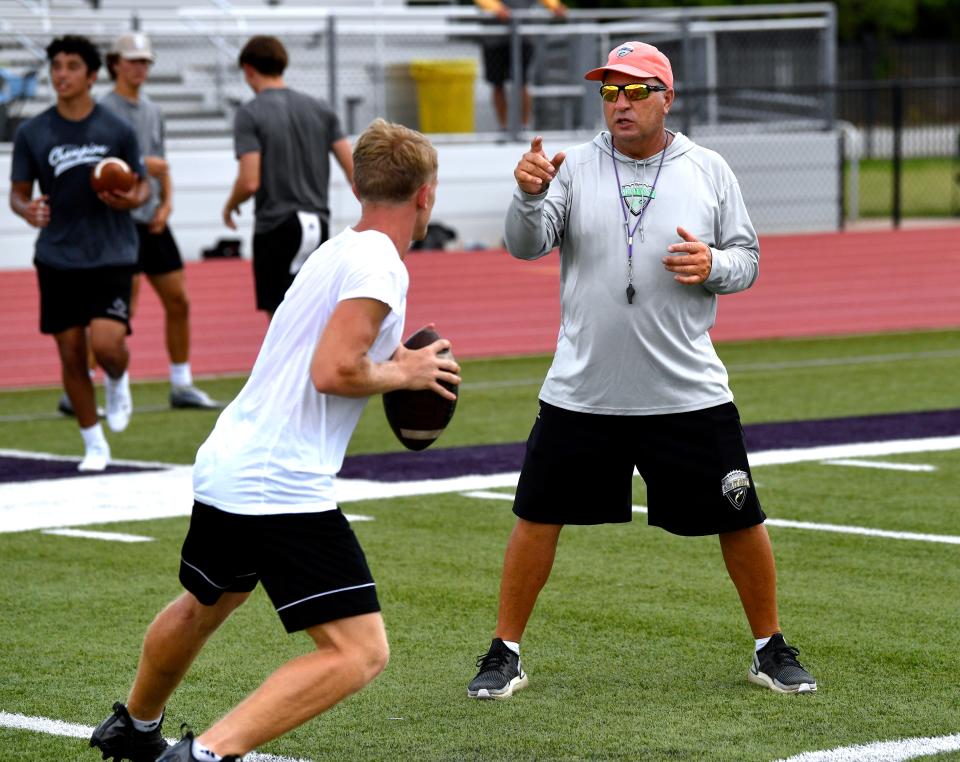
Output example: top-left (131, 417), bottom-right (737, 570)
top-left (104, 372), bottom-right (132, 433)
top-left (78, 442), bottom-right (110, 472)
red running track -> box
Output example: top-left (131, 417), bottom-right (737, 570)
top-left (1, 226), bottom-right (958, 389)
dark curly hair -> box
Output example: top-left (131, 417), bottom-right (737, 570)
top-left (46, 35), bottom-right (102, 74)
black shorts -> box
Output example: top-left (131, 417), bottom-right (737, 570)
top-left (36, 262), bottom-right (134, 335)
top-left (179, 501), bottom-right (380, 633)
top-left (134, 223), bottom-right (183, 276)
top-left (252, 213), bottom-right (329, 313)
top-left (513, 401), bottom-right (766, 536)
top-left (482, 40), bottom-right (534, 86)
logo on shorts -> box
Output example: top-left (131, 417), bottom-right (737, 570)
top-left (721, 469), bottom-right (751, 510)
top-left (616, 45), bottom-right (634, 58)
top-left (106, 298), bottom-right (129, 320)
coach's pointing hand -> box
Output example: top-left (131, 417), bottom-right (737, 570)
top-left (515, 136), bottom-right (566, 195)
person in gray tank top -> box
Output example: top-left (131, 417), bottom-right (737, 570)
top-left (98, 33), bottom-right (219, 412)
top-left (222, 35), bottom-right (354, 318)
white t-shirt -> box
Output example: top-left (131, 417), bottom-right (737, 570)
top-left (193, 227), bottom-right (408, 515)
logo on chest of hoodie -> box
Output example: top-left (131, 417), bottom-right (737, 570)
top-left (621, 182), bottom-right (656, 215)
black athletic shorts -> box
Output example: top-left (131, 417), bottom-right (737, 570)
top-left (252, 212), bottom-right (329, 313)
top-left (179, 501), bottom-right (380, 633)
top-left (482, 40), bottom-right (534, 86)
top-left (134, 223), bottom-right (183, 276)
top-left (513, 401), bottom-right (766, 536)
top-left (35, 262), bottom-right (134, 336)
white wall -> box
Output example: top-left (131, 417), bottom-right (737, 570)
top-left (0, 131), bottom-right (841, 270)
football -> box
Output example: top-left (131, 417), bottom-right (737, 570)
top-left (382, 326), bottom-right (458, 451)
top-left (90, 157), bottom-right (136, 194)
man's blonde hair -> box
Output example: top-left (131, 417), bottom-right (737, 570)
top-left (353, 119), bottom-right (438, 203)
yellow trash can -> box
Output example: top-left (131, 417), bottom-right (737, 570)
top-left (409, 59), bottom-right (477, 133)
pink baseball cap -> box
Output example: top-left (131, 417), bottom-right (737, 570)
top-left (584, 41), bottom-right (673, 90)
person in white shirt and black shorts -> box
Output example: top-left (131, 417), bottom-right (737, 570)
top-left (91, 119), bottom-right (461, 762)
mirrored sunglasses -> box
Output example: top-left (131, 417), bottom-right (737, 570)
top-left (599, 83), bottom-right (668, 102)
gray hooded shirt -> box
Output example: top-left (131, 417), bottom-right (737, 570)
top-left (505, 131), bottom-right (759, 415)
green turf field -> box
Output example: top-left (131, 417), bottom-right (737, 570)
top-left (1, 329), bottom-right (959, 761)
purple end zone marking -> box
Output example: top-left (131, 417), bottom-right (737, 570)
top-left (742, 408), bottom-right (960, 451)
top-left (339, 408), bottom-right (960, 482)
top-left (339, 443), bottom-right (526, 482)
top-left (0, 456), bottom-right (163, 484)
top-left (3, 409), bottom-right (955, 486)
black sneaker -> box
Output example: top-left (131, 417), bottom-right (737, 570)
top-left (467, 637), bottom-right (528, 700)
top-left (59, 392), bottom-right (105, 418)
top-left (169, 385), bottom-right (220, 410)
top-left (748, 633), bottom-right (817, 693)
top-left (156, 731), bottom-right (240, 761)
top-left (90, 702), bottom-right (169, 762)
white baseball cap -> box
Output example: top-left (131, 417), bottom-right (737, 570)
top-left (111, 33), bottom-right (154, 62)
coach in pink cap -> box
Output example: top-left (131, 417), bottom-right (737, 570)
top-left (467, 41), bottom-right (818, 700)
top-left (584, 40), bottom-right (674, 89)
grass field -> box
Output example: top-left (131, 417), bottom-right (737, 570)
top-left (2, 329), bottom-right (959, 761)
top-left (849, 157), bottom-right (960, 218)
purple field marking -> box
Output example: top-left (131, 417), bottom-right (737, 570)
top-left (2, 408), bottom-right (956, 486)
top-left (742, 408), bottom-right (960, 451)
top-left (338, 408), bottom-right (960, 482)
top-left (0, 456), bottom-right (162, 484)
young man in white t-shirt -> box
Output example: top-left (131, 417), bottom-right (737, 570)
top-left (91, 119), bottom-right (460, 762)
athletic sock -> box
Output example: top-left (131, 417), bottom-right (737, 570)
top-left (129, 713), bottom-right (162, 733)
top-left (170, 362), bottom-right (193, 388)
top-left (192, 739), bottom-right (223, 761)
top-left (502, 639), bottom-right (520, 656)
top-left (104, 370), bottom-right (130, 394)
top-left (79, 422), bottom-right (107, 449)
top-left (755, 636), bottom-right (773, 652)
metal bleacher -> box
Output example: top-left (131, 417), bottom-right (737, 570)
top-left (0, 0), bottom-right (414, 141)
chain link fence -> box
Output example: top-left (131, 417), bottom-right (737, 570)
top-left (2, 3), bottom-right (957, 232)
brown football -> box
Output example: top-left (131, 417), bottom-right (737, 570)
top-left (382, 326), bottom-right (458, 451)
top-left (90, 157), bottom-right (136, 194)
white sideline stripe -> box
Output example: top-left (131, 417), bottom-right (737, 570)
top-left (463, 493), bottom-right (960, 545)
top-left (823, 458), bottom-right (936, 472)
top-left (0, 711), bottom-right (312, 762)
top-left (1, 435), bottom-right (958, 535)
top-left (41, 528), bottom-right (152, 542)
top-left (774, 732), bottom-right (960, 762)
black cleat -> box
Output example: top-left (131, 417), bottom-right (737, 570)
top-left (467, 637), bottom-right (528, 700)
top-left (90, 702), bottom-right (169, 762)
top-left (169, 385), bottom-right (220, 410)
top-left (748, 633), bottom-right (818, 693)
top-left (156, 731), bottom-right (240, 761)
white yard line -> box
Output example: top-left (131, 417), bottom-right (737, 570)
top-left (763, 518), bottom-right (960, 545)
top-left (774, 733), bottom-right (960, 762)
top-left (42, 528), bottom-right (153, 543)
top-left (0, 711), bottom-right (313, 762)
top-left (823, 458), bottom-right (936, 472)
